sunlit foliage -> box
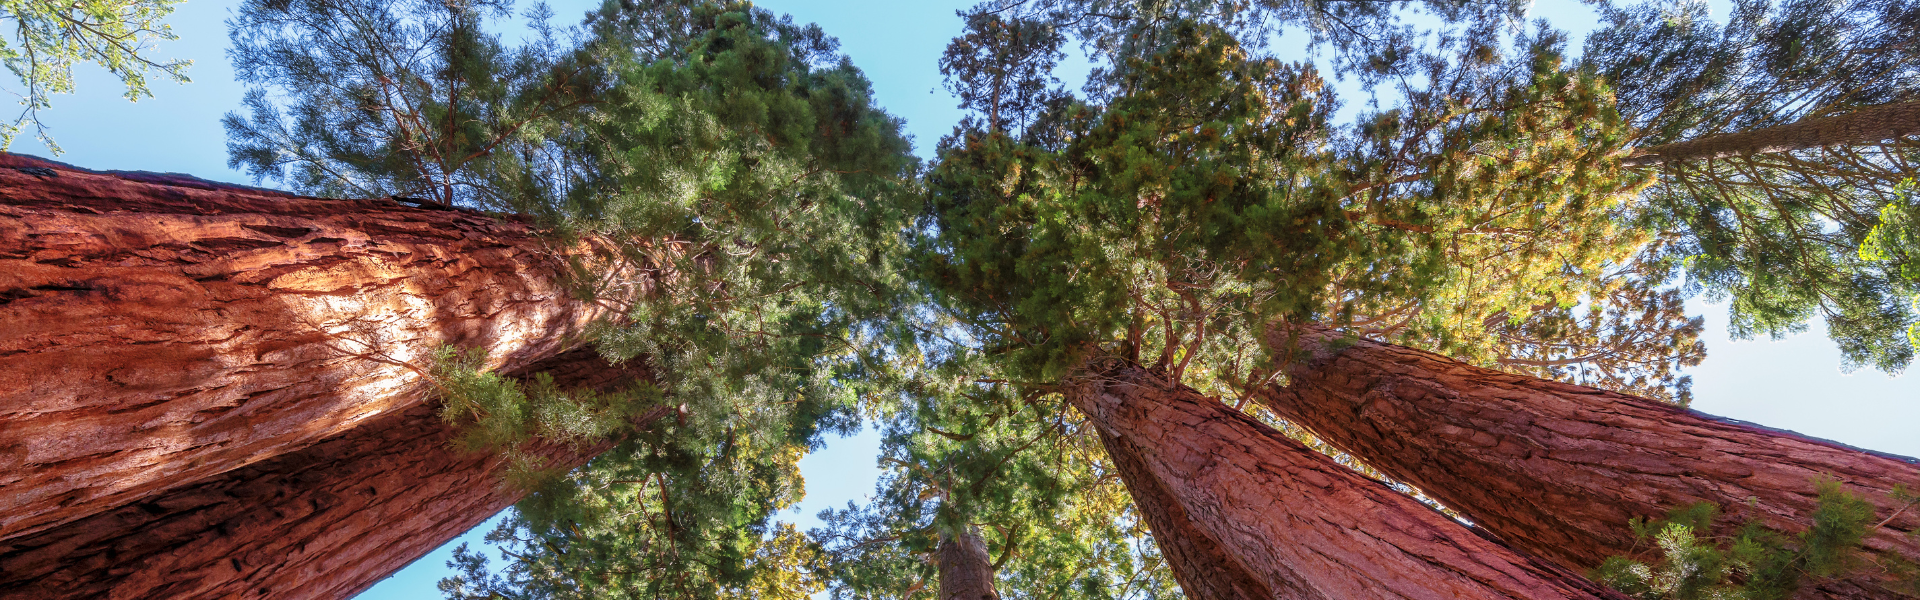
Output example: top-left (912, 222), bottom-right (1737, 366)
top-left (0, 0), bottom-right (190, 151)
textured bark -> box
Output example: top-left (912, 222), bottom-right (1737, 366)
top-left (1066, 358), bottom-right (1629, 600)
top-left (936, 527), bottom-right (1001, 600)
top-left (0, 347), bottom-right (651, 600)
top-left (1264, 325), bottom-right (1920, 598)
top-left (1097, 432), bottom-right (1270, 600)
top-left (1623, 99), bottom-right (1920, 166)
top-left (0, 154), bottom-right (620, 544)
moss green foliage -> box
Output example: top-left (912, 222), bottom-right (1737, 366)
top-left (429, 345), bottom-right (661, 489)
top-left (1593, 479), bottom-right (1881, 600)
top-left (0, 0), bottom-right (190, 152)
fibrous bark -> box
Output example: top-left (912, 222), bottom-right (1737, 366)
top-left (936, 527), bottom-right (1001, 600)
top-left (0, 347), bottom-right (650, 600)
top-left (1623, 99), bottom-right (1920, 166)
top-left (1066, 357), bottom-right (1629, 600)
top-left (0, 154), bottom-right (646, 598)
top-left (1263, 325), bottom-right (1920, 598)
top-left (1097, 432), bottom-right (1270, 600)
top-left (0, 154), bottom-right (619, 543)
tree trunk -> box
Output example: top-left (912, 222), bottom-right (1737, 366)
top-left (1096, 431), bottom-right (1271, 600)
top-left (0, 347), bottom-right (653, 600)
top-left (1263, 325), bottom-right (1920, 598)
top-left (1065, 357), bottom-right (1629, 600)
top-left (1623, 99), bottom-right (1920, 166)
top-left (0, 154), bottom-right (621, 544)
top-left (936, 527), bottom-right (1001, 600)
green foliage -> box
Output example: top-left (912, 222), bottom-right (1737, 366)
top-left (224, 0), bottom-right (592, 205)
top-left (811, 382), bottom-right (1180, 600)
top-left (939, 12), bottom-right (1066, 134)
top-left (0, 0), bottom-right (190, 152)
top-left (923, 15), bottom-right (1695, 400)
top-left (1594, 479), bottom-right (1880, 600)
top-left (1587, 0), bottom-right (1920, 372)
top-left (1859, 186), bottom-right (1920, 348)
top-left (430, 345), bottom-right (661, 489)
top-left (1330, 25), bottom-right (1668, 381)
top-left (923, 20), bottom-right (1364, 390)
top-left (228, 1), bottom-right (918, 597)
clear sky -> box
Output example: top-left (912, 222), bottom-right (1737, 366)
top-left (14, 1), bottom-right (1911, 598)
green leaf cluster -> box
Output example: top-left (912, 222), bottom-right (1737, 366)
top-left (0, 0), bottom-right (189, 152)
top-left (1858, 185), bottom-right (1920, 348)
top-left (1594, 479), bottom-right (1880, 600)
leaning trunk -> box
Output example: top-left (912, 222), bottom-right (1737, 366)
top-left (0, 348), bottom-right (651, 600)
top-left (936, 527), bottom-right (1001, 600)
top-left (1623, 99), bottom-right (1920, 166)
top-left (1066, 357), bottom-right (1629, 600)
top-left (1263, 325), bottom-right (1920, 598)
top-left (0, 156), bottom-right (643, 597)
top-left (1096, 431), bottom-right (1273, 600)
top-left (0, 155), bottom-right (620, 542)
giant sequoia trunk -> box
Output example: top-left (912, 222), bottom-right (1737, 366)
top-left (0, 347), bottom-right (651, 600)
top-left (0, 156), bottom-right (640, 597)
top-left (936, 527), bottom-right (1001, 600)
top-left (1065, 358), bottom-right (1629, 600)
top-left (1263, 326), bottom-right (1920, 598)
top-left (1622, 98), bottom-right (1920, 166)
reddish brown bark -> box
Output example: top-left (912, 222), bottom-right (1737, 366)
top-left (1066, 358), bottom-right (1629, 600)
top-left (0, 347), bottom-right (649, 600)
top-left (1097, 433), bottom-right (1270, 600)
top-left (1264, 326), bottom-right (1920, 597)
top-left (936, 527), bottom-right (1001, 600)
top-left (1623, 99), bottom-right (1920, 166)
top-left (0, 154), bottom-right (620, 544)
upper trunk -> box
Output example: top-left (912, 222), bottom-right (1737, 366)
top-left (0, 347), bottom-right (651, 600)
top-left (1065, 357), bottom-right (1629, 600)
top-left (936, 527), bottom-right (1001, 600)
top-left (1096, 431), bottom-right (1272, 600)
top-left (1263, 325), bottom-right (1920, 598)
top-left (0, 155), bottom-right (622, 544)
top-left (1623, 99), bottom-right (1920, 166)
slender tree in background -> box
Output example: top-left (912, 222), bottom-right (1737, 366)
top-left (1585, 0), bottom-right (1920, 373)
top-left (811, 320), bottom-right (1179, 600)
top-left (0, 0), bottom-right (189, 152)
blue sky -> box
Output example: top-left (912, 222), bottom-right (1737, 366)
top-left (13, 1), bottom-right (1911, 597)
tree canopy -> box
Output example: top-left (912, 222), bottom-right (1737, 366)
top-left (204, 0), bottom-right (1920, 597)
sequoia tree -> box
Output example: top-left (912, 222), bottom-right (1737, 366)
top-left (1244, 1), bottom-right (1920, 593)
top-left (223, 1), bottom-right (919, 596)
top-left (914, 16), bottom-right (1664, 594)
top-left (1065, 357), bottom-right (1639, 599)
top-left (0, 155), bottom-right (645, 598)
top-left (1261, 325), bottom-right (1920, 597)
